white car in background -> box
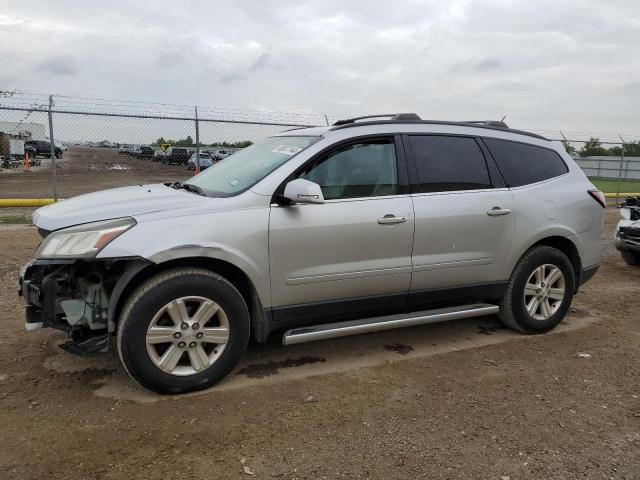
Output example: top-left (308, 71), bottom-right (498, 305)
top-left (119, 145), bottom-right (133, 155)
top-left (614, 196), bottom-right (640, 266)
top-left (187, 152), bottom-right (214, 170)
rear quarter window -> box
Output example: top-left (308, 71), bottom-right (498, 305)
top-left (484, 138), bottom-right (568, 188)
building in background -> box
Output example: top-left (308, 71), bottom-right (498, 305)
top-left (0, 121), bottom-right (47, 141)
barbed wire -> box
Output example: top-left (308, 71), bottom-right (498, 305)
top-left (1, 90), bottom-right (638, 141)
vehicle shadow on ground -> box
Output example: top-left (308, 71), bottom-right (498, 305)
top-left (40, 309), bottom-right (596, 404)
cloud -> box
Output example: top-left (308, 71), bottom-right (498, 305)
top-left (0, 0), bottom-right (638, 134)
top-left (477, 57), bottom-right (500, 71)
top-left (37, 55), bottom-right (78, 76)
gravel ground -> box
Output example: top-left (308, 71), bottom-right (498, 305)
top-left (1, 146), bottom-right (190, 199)
top-left (0, 209), bottom-right (638, 480)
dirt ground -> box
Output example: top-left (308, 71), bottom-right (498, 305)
top-left (0, 209), bottom-right (638, 480)
top-left (1, 146), bottom-right (190, 198)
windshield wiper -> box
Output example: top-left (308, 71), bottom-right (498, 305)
top-left (172, 181), bottom-right (206, 196)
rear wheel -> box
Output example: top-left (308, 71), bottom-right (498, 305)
top-left (499, 246), bottom-right (575, 334)
top-left (117, 268), bottom-right (250, 394)
top-left (621, 250), bottom-right (640, 266)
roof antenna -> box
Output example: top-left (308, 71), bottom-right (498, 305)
top-left (501, 116), bottom-right (507, 122)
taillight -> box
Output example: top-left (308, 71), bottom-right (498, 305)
top-left (588, 190), bottom-right (606, 208)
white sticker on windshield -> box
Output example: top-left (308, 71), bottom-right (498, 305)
top-left (229, 179), bottom-right (240, 187)
top-left (272, 145), bottom-right (303, 156)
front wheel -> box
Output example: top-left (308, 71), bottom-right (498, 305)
top-left (499, 246), bottom-right (575, 334)
top-left (117, 268), bottom-right (250, 394)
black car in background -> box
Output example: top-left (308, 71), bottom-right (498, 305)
top-left (25, 140), bottom-right (63, 159)
top-left (162, 147), bottom-right (191, 165)
top-left (138, 146), bottom-right (154, 159)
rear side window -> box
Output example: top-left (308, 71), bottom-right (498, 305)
top-left (484, 138), bottom-right (568, 187)
top-left (408, 135), bottom-right (492, 193)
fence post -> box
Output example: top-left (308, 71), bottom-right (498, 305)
top-left (614, 135), bottom-right (625, 205)
top-left (47, 95), bottom-right (58, 201)
top-left (194, 106), bottom-right (200, 175)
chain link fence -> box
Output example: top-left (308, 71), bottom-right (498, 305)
top-left (0, 92), bottom-right (328, 200)
top-left (1, 92), bottom-right (639, 203)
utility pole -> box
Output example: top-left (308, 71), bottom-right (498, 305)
top-left (615, 135), bottom-right (625, 205)
top-left (48, 95), bottom-right (58, 201)
top-left (194, 106), bottom-right (200, 175)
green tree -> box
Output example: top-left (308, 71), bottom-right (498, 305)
top-left (561, 140), bottom-right (577, 156)
top-left (152, 137), bottom-right (171, 146)
top-left (622, 141), bottom-right (640, 157)
top-left (579, 137), bottom-right (610, 157)
top-left (175, 136), bottom-right (194, 147)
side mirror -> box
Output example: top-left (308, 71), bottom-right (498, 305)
top-left (283, 179), bottom-right (325, 204)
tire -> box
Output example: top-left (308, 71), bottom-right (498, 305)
top-left (499, 246), bottom-right (575, 334)
top-left (621, 250), bottom-right (640, 266)
top-left (117, 268), bottom-right (250, 394)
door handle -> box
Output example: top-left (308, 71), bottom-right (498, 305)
top-left (378, 215), bottom-right (407, 225)
top-left (487, 207), bottom-right (511, 216)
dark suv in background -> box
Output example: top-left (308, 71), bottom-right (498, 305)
top-left (25, 140), bottom-right (63, 159)
top-left (163, 147), bottom-right (191, 165)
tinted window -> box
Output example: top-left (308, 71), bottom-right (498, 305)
top-left (409, 135), bottom-right (491, 193)
top-left (484, 138), bottom-right (568, 187)
top-left (299, 139), bottom-right (398, 200)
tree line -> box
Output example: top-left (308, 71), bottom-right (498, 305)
top-left (152, 136), bottom-right (253, 148)
top-left (562, 138), bottom-right (640, 157)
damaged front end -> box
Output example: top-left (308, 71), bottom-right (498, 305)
top-left (19, 258), bottom-right (148, 355)
top-left (18, 216), bottom-right (149, 356)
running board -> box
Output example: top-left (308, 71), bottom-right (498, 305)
top-left (282, 303), bottom-right (499, 345)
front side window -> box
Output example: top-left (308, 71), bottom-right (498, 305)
top-left (298, 139), bottom-right (398, 200)
top-left (187, 136), bottom-right (319, 197)
top-left (409, 135), bottom-right (492, 193)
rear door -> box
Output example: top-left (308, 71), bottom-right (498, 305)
top-left (405, 134), bottom-right (515, 309)
top-left (269, 136), bottom-right (414, 325)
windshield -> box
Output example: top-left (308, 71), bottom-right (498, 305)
top-left (186, 136), bottom-right (319, 196)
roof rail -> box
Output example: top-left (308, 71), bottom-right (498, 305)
top-left (463, 120), bottom-right (509, 129)
top-left (328, 117), bottom-right (548, 141)
top-left (332, 113), bottom-right (421, 126)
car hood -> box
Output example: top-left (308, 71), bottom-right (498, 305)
top-left (33, 184), bottom-right (210, 232)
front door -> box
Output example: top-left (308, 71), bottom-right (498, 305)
top-left (269, 137), bottom-right (414, 325)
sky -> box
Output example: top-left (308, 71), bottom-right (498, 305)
top-left (1, 0), bottom-right (639, 138)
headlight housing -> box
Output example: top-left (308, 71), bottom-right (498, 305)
top-left (35, 218), bottom-right (136, 259)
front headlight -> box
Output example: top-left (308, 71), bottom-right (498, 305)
top-left (35, 218), bottom-right (136, 259)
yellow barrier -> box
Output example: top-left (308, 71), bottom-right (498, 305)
top-left (0, 199), bottom-right (56, 207)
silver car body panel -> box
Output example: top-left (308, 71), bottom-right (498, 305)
top-left (269, 195), bottom-right (414, 307)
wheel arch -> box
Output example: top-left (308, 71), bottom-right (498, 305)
top-left (506, 235), bottom-right (582, 292)
top-left (109, 256), bottom-right (269, 342)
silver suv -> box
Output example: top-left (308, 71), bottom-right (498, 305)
top-left (19, 114), bottom-right (605, 394)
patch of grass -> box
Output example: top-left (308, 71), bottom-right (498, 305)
top-left (0, 214), bottom-right (32, 224)
top-left (588, 177), bottom-right (640, 194)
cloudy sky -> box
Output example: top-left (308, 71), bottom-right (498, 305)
top-left (1, 0), bottom-right (639, 135)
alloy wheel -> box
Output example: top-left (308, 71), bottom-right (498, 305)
top-left (523, 264), bottom-right (566, 321)
top-left (145, 296), bottom-right (229, 376)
